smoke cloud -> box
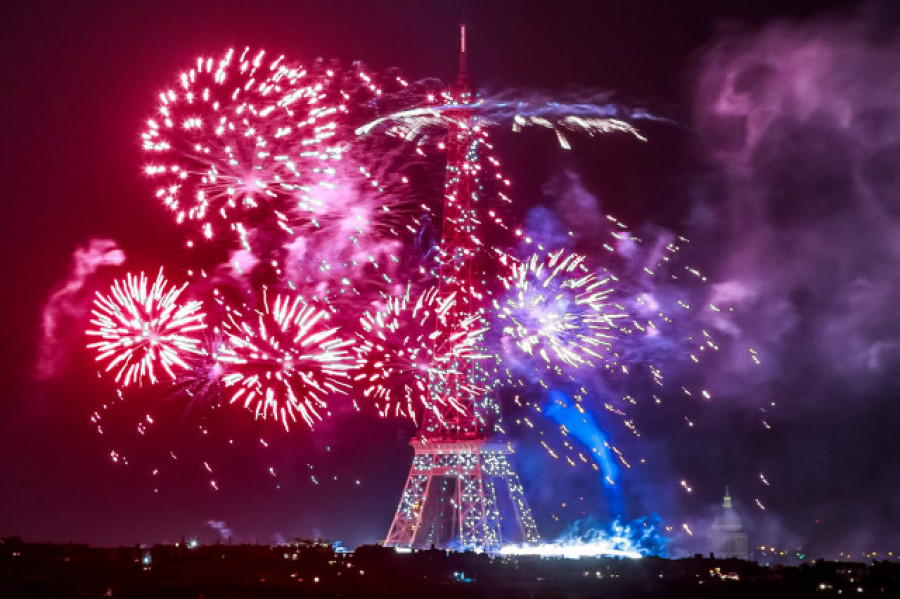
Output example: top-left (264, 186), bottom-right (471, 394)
top-left (689, 4), bottom-right (900, 554)
top-left (511, 5), bottom-right (900, 557)
top-left (694, 7), bottom-right (900, 400)
top-left (34, 238), bottom-right (125, 381)
top-left (206, 519), bottom-right (233, 543)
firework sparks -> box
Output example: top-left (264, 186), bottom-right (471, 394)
top-left (87, 270), bottom-right (206, 386)
top-left (495, 249), bottom-right (623, 369)
top-left (83, 40), bottom-right (758, 539)
top-left (356, 95), bottom-right (649, 149)
top-left (141, 47), bottom-right (343, 246)
top-left (217, 292), bottom-right (353, 429)
top-left (354, 286), bottom-right (487, 423)
top-left (510, 113), bottom-right (647, 149)
top-left (174, 332), bottom-right (229, 410)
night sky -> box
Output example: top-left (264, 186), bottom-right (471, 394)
top-left (3, 0), bottom-right (899, 557)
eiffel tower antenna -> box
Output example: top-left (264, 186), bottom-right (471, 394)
top-left (457, 19), bottom-right (468, 88)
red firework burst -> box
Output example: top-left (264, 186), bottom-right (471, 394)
top-left (217, 292), bottom-right (353, 429)
top-left (87, 270), bottom-right (206, 387)
top-left (354, 286), bottom-right (486, 423)
top-left (141, 47), bottom-right (344, 246)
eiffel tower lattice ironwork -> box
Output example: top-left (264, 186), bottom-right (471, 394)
top-left (383, 23), bottom-right (540, 553)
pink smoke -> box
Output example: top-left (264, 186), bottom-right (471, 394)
top-left (34, 238), bottom-right (125, 381)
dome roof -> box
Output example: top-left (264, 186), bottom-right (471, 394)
top-left (711, 489), bottom-right (744, 533)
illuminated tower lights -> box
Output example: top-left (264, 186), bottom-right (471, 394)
top-left (384, 24), bottom-right (540, 553)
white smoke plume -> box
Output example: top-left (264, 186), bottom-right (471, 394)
top-left (206, 519), bottom-right (233, 543)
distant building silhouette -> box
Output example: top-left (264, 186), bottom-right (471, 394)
top-left (709, 488), bottom-right (749, 558)
top-left (4, 535), bottom-right (900, 598)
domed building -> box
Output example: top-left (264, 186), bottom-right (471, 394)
top-left (708, 488), bottom-right (749, 558)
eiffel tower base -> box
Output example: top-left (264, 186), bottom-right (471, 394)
top-left (384, 437), bottom-right (540, 552)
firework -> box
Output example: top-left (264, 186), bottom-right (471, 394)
top-left (494, 249), bottom-right (623, 369)
top-left (87, 270), bottom-right (206, 386)
top-left (141, 47), bottom-right (343, 246)
top-left (510, 113), bottom-right (646, 149)
top-left (356, 94), bottom-right (649, 149)
top-left (353, 285), bottom-right (487, 423)
top-left (217, 292), bottom-right (353, 429)
top-left (93, 41), bottom-right (750, 541)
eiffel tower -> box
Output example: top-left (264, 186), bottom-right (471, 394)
top-left (384, 23), bottom-right (540, 553)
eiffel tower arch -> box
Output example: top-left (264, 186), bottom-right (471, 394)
top-left (385, 439), bottom-right (539, 551)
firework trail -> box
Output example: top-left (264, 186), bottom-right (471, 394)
top-left (355, 89), bottom-right (651, 149)
top-left (482, 88), bottom-right (665, 148)
top-left (217, 292), bottom-right (353, 430)
top-left (354, 285), bottom-right (486, 423)
top-left (544, 389), bottom-right (624, 516)
top-left (87, 270), bottom-right (206, 386)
